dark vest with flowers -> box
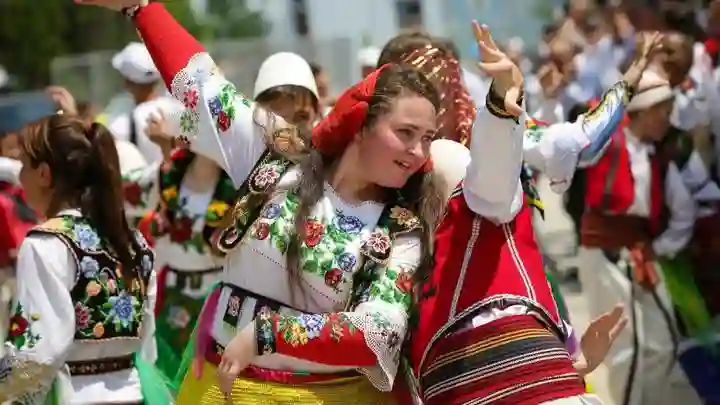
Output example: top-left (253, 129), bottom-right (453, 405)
top-left (28, 215), bottom-right (154, 341)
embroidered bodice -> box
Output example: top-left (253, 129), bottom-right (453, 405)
top-left (224, 168), bottom-right (390, 311)
top-left (28, 215), bottom-right (154, 342)
top-left (0, 211), bottom-right (159, 404)
top-left (124, 149), bottom-right (235, 272)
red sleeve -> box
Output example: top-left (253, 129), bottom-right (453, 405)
top-left (255, 312), bottom-right (377, 367)
top-left (133, 3), bottom-right (206, 90)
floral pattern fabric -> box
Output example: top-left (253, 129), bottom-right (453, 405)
top-left (149, 148), bottom-right (236, 255)
top-left (0, 213), bottom-right (157, 404)
top-left (33, 215), bottom-right (154, 341)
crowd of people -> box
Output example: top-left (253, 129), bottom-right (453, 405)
top-left (0, 0), bottom-right (718, 404)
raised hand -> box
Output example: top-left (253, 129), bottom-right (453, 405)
top-left (537, 62), bottom-right (564, 99)
top-left (73, 0), bottom-right (146, 11)
top-left (45, 86), bottom-right (78, 116)
top-left (623, 31), bottom-right (664, 88)
top-left (472, 20), bottom-right (524, 116)
top-left (578, 303), bottom-right (628, 375)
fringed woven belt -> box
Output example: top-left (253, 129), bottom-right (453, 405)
top-left (421, 314), bottom-right (585, 405)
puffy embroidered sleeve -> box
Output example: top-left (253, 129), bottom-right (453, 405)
top-left (463, 81), bottom-right (525, 223)
top-left (122, 160), bottom-right (162, 224)
top-left (254, 234), bottom-right (421, 391)
top-left (133, 3), bottom-right (299, 188)
top-left (0, 234), bottom-right (75, 403)
top-left (523, 80), bottom-right (631, 193)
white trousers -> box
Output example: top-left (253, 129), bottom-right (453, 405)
top-left (578, 247), bottom-right (702, 405)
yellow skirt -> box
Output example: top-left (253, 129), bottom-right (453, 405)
top-left (177, 361), bottom-right (396, 405)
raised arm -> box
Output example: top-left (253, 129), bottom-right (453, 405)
top-left (463, 84), bottom-right (525, 223)
top-left (254, 235), bottom-right (421, 391)
top-left (130, 3), bottom-right (299, 188)
top-left (522, 80), bottom-right (631, 192)
top-left (524, 32), bottom-right (664, 194)
top-left (0, 236), bottom-right (75, 402)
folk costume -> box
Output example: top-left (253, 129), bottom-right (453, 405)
top-left (577, 71), bottom-right (701, 405)
top-left (127, 147), bottom-right (233, 388)
top-left (653, 72), bottom-right (720, 403)
top-left (127, 47), bottom-right (318, 389)
top-left (0, 209), bottom-right (167, 405)
top-left (128, 3), bottom-right (441, 403)
top-left (402, 43), bottom-right (632, 404)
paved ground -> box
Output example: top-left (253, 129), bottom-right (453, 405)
top-left (535, 177), bottom-right (615, 404)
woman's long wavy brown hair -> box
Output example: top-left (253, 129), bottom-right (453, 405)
top-left (285, 65), bottom-right (447, 305)
top-left (20, 114), bottom-right (142, 283)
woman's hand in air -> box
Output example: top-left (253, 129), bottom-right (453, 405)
top-left (472, 20), bottom-right (524, 116)
top-left (46, 86), bottom-right (78, 116)
top-left (576, 303), bottom-right (628, 376)
top-left (74, 0), bottom-right (146, 11)
top-left (623, 31), bottom-right (664, 89)
top-left (217, 322), bottom-right (258, 398)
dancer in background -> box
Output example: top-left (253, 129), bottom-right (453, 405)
top-left (406, 26), bottom-right (663, 405)
top-left (577, 68), bottom-right (701, 405)
top-left (125, 49), bottom-right (320, 389)
top-left (0, 114), bottom-right (166, 404)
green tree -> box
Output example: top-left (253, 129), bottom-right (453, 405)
top-left (0, 1), bottom-right (204, 90)
top-left (204, 0), bottom-right (267, 40)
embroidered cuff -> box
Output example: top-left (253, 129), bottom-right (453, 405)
top-left (255, 314), bottom-right (277, 356)
top-left (486, 80), bottom-right (524, 122)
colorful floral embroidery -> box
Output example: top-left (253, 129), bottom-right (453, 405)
top-left (183, 88), bottom-right (199, 110)
top-left (208, 83), bottom-right (239, 133)
top-left (252, 193), bottom-right (367, 292)
top-left (179, 110), bottom-right (200, 135)
top-left (368, 267), bottom-right (414, 310)
top-left (5, 303), bottom-right (41, 349)
top-left (32, 215), bottom-right (153, 341)
top-left (276, 313), bottom-right (359, 347)
top-left (389, 207), bottom-right (418, 228)
top-left (122, 169), bottom-right (155, 208)
top-left (155, 149), bottom-right (237, 254)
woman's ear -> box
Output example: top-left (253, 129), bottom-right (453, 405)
top-left (37, 162), bottom-right (52, 188)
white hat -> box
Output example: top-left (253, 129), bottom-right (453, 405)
top-left (358, 46), bottom-right (381, 67)
top-left (112, 42), bottom-right (161, 85)
top-left (253, 52), bottom-right (319, 100)
top-left (627, 70), bottom-right (674, 112)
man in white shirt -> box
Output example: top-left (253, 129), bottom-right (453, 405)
top-left (106, 42), bottom-right (182, 165)
top-left (577, 70), bottom-right (702, 405)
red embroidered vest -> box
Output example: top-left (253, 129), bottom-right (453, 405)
top-left (583, 129), bottom-right (665, 234)
top-left (409, 187), bottom-right (564, 377)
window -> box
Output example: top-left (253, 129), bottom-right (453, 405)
top-left (396, 0), bottom-right (423, 29)
top-left (291, 0), bottom-right (309, 36)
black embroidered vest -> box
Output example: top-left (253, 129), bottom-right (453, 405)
top-left (28, 215), bottom-right (155, 341)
